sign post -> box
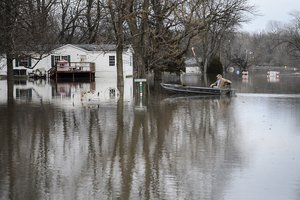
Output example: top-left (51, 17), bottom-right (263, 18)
top-left (134, 78), bottom-right (147, 96)
top-left (134, 78), bottom-right (147, 111)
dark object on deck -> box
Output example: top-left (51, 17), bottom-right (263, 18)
top-left (160, 83), bottom-right (236, 95)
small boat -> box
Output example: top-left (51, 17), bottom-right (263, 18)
top-left (160, 83), bottom-right (236, 95)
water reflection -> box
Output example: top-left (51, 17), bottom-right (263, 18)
top-left (230, 69), bottom-right (300, 94)
top-left (0, 77), bottom-right (133, 107)
top-left (178, 69), bottom-right (300, 94)
top-left (0, 72), bottom-right (300, 200)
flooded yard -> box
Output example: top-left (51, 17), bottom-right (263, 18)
top-left (0, 70), bottom-right (300, 200)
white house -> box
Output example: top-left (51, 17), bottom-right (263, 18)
top-left (0, 44), bottom-right (134, 78)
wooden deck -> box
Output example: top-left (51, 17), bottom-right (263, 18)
top-left (48, 61), bottom-right (95, 82)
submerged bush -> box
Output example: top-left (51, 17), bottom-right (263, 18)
top-left (207, 56), bottom-right (223, 74)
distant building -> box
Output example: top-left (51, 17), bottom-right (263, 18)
top-left (184, 57), bottom-right (201, 74)
top-left (0, 44), bottom-right (134, 78)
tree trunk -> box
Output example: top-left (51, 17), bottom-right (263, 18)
top-left (203, 59), bottom-right (209, 74)
top-left (6, 54), bottom-right (14, 104)
top-left (116, 44), bottom-right (124, 88)
top-left (125, 0), bottom-right (148, 79)
top-left (135, 53), bottom-right (146, 78)
top-left (153, 69), bottom-right (162, 81)
top-left (107, 0), bottom-right (125, 87)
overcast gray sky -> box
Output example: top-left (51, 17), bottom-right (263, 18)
top-left (240, 0), bottom-right (299, 32)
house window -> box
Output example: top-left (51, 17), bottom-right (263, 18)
top-left (16, 57), bottom-right (31, 67)
top-left (54, 55), bottom-right (69, 62)
top-left (16, 88), bottom-right (32, 100)
top-left (54, 56), bottom-right (61, 64)
top-left (109, 56), bottom-right (115, 66)
top-left (13, 69), bottom-right (27, 75)
top-left (20, 58), bottom-right (30, 67)
top-left (62, 56), bottom-right (69, 61)
top-left (52, 55), bottom-right (70, 67)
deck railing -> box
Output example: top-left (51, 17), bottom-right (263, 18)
top-left (56, 62), bottom-right (95, 72)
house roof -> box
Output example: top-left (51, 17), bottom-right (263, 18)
top-left (52, 44), bottom-right (132, 54)
top-left (185, 57), bottom-right (197, 65)
top-left (73, 44), bottom-right (117, 51)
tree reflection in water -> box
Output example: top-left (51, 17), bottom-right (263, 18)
top-left (0, 90), bottom-right (244, 200)
top-left (1, 72), bottom-right (300, 199)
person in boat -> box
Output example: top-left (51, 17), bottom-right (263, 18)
top-left (210, 74), bottom-right (232, 89)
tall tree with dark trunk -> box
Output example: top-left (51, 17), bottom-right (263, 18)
top-left (124, 0), bottom-right (255, 79)
top-left (124, 0), bottom-right (199, 79)
top-left (125, 0), bottom-right (150, 78)
top-left (107, 0), bottom-right (126, 88)
top-left (0, 0), bottom-right (56, 102)
top-left (0, 0), bottom-right (18, 83)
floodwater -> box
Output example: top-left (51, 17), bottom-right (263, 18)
top-left (0, 69), bottom-right (300, 200)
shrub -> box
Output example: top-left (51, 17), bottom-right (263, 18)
top-left (207, 56), bottom-right (223, 74)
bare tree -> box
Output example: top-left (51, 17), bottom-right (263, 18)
top-left (124, 0), bottom-right (205, 78)
top-left (0, 0), bottom-right (57, 74)
top-left (55, 0), bottom-right (86, 43)
top-left (195, 0), bottom-right (255, 73)
top-left (225, 32), bottom-right (254, 71)
top-left (124, 0), bottom-right (149, 78)
top-left (123, 0), bottom-right (255, 78)
top-left (55, 0), bottom-right (114, 44)
top-left (106, 0), bottom-right (126, 87)
top-left (283, 11), bottom-right (300, 59)
top-left (0, 0), bottom-right (57, 102)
